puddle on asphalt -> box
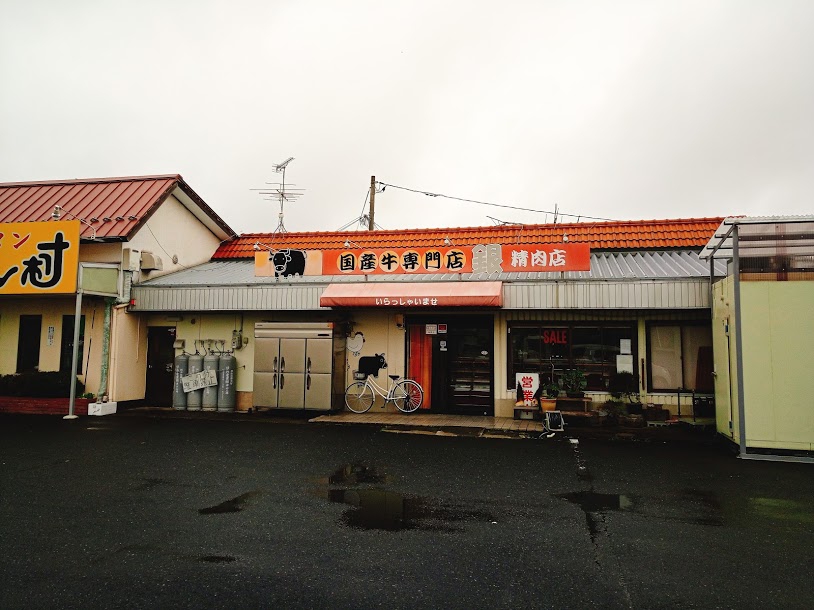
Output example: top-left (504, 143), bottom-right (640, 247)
top-left (556, 491), bottom-right (634, 542)
top-left (748, 497), bottom-right (814, 524)
top-left (199, 491), bottom-right (259, 514)
top-left (557, 488), bottom-right (725, 535)
top-left (557, 491), bottom-right (634, 513)
top-left (318, 463), bottom-right (493, 531)
top-left (323, 488), bottom-right (494, 531)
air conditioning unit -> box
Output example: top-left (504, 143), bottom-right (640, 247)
top-left (140, 251), bottom-right (163, 271)
top-left (122, 248), bottom-right (141, 271)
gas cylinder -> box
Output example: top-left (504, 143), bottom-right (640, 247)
top-left (202, 352), bottom-right (220, 411)
top-left (217, 353), bottom-right (237, 412)
top-left (172, 353), bottom-right (188, 410)
top-left (186, 354), bottom-right (204, 411)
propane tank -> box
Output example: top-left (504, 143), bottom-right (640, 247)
top-left (186, 353), bottom-right (204, 411)
top-left (217, 353), bottom-right (237, 412)
top-left (202, 352), bottom-right (220, 411)
top-left (173, 353), bottom-right (188, 410)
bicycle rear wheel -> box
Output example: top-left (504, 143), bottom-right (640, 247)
top-left (393, 380), bottom-right (423, 413)
top-left (345, 382), bottom-right (374, 413)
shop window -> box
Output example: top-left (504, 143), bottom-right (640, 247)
top-left (16, 315), bottom-right (42, 373)
top-left (647, 323), bottom-right (713, 392)
top-left (59, 315), bottom-right (86, 375)
top-left (508, 323), bottom-right (635, 391)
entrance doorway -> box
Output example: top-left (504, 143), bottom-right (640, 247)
top-left (407, 316), bottom-right (494, 416)
top-left (146, 327), bottom-right (176, 406)
top-left (16, 315), bottom-right (42, 373)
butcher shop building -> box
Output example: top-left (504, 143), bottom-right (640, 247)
top-left (130, 217), bottom-right (725, 419)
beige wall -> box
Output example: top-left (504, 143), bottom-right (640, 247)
top-left (173, 310), bottom-right (401, 396)
top-left (737, 281), bottom-right (814, 451)
top-left (108, 306), bottom-right (148, 401)
top-left (128, 194), bottom-right (222, 280)
top-left (0, 295), bottom-right (107, 394)
top-left (170, 312), bottom-right (257, 392)
top-left (76, 192), bottom-right (224, 280)
top-left (100, 305), bottom-right (724, 418)
top-left (78, 242), bottom-right (124, 264)
top-left (341, 310), bottom-right (407, 411)
top-left (712, 278), bottom-right (736, 439)
top-left (158, 310), bottom-right (406, 410)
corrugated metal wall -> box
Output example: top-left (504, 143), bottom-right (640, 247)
top-left (133, 286), bottom-right (326, 311)
top-left (502, 280), bottom-right (710, 310)
top-left (132, 279), bottom-right (711, 312)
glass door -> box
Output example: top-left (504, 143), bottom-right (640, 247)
top-left (442, 324), bottom-right (493, 415)
top-left (407, 316), bottom-right (494, 416)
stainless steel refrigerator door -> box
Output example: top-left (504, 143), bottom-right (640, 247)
top-left (304, 373), bottom-right (332, 410)
top-left (254, 338), bottom-right (280, 372)
top-left (253, 337), bottom-right (280, 408)
top-left (305, 339), bottom-right (333, 375)
top-left (277, 371), bottom-right (305, 409)
top-left (279, 338), bottom-right (306, 374)
top-left (253, 372), bottom-right (279, 408)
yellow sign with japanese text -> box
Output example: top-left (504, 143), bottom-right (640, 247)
top-left (0, 221), bottom-right (80, 295)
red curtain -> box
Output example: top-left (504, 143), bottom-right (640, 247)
top-left (408, 326), bottom-right (433, 409)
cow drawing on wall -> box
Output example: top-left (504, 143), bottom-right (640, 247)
top-left (357, 353), bottom-right (387, 378)
top-left (271, 249), bottom-right (307, 277)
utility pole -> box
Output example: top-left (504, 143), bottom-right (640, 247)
top-left (368, 176), bottom-right (376, 231)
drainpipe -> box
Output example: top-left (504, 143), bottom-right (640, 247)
top-left (97, 298), bottom-right (114, 399)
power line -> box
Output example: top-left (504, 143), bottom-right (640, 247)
top-left (336, 187), bottom-right (386, 231)
top-left (377, 181), bottom-right (617, 223)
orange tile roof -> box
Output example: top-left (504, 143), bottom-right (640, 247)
top-left (0, 175), bottom-right (235, 241)
top-left (213, 217), bottom-right (725, 259)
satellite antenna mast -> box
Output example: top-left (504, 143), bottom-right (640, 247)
top-left (271, 157), bottom-right (294, 233)
top-left (250, 157), bottom-right (304, 234)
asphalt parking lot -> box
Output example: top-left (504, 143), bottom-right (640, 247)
top-left (1, 413), bottom-right (812, 609)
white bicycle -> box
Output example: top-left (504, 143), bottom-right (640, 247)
top-left (344, 354), bottom-right (424, 414)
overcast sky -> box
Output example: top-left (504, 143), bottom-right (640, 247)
top-left (1, 1), bottom-right (812, 234)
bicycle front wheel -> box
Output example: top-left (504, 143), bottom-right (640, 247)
top-left (345, 382), bottom-right (374, 414)
top-left (393, 380), bottom-right (423, 413)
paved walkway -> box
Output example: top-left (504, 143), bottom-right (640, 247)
top-left (309, 411), bottom-right (546, 434)
top-left (114, 406), bottom-right (718, 444)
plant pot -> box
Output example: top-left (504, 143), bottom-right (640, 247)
top-left (539, 398), bottom-right (558, 411)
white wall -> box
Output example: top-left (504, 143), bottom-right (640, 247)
top-left (128, 192), bottom-right (223, 280)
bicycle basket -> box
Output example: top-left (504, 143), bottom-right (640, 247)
top-left (353, 371), bottom-right (368, 381)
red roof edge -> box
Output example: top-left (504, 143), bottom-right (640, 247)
top-left (0, 174), bottom-right (182, 188)
top-left (212, 216), bottom-right (726, 260)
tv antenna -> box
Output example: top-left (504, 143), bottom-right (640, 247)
top-left (250, 157), bottom-right (304, 233)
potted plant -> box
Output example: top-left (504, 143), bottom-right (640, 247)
top-left (539, 381), bottom-right (560, 411)
top-left (561, 369), bottom-right (587, 398)
top-left (609, 371), bottom-right (642, 414)
top-left (600, 399), bottom-right (626, 425)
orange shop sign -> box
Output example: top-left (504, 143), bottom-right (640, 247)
top-left (0, 221), bottom-right (80, 295)
top-left (322, 243), bottom-right (590, 275)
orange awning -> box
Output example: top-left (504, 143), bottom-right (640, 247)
top-left (320, 281), bottom-right (503, 308)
